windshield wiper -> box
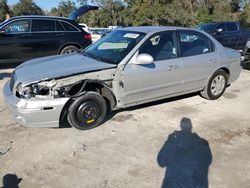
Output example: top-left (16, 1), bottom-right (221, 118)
top-left (82, 52), bottom-right (117, 65)
top-left (83, 52), bottom-right (102, 62)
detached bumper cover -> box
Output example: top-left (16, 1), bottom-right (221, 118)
top-left (3, 80), bottom-right (70, 128)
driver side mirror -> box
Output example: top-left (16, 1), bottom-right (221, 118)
top-left (215, 28), bottom-right (223, 35)
top-left (135, 53), bottom-right (154, 65)
top-left (0, 28), bottom-right (6, 35)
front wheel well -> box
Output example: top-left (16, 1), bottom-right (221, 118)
top-left (59, 81), bottom-right (116, 127)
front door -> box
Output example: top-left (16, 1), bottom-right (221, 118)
top-left (121, 31), bottom-right (183, 106)
top-left (0, 19), bottom-right (31, 63)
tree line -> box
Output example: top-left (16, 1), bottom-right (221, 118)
top-left (1, 0), bottom-right (250, 28)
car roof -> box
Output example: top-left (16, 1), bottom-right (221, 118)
top-left (117, 26), bottom-right (194, 33)
top-left (9, 15), bottom-right (72, 21)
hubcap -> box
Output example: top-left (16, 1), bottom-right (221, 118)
top-left (65, 49), bottom-right (76, 54)
top-left (76, 101), bottom-right (101, 126)
top-left (210, 75), bottom-right (226, 96)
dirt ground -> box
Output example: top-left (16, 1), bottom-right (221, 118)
top-left (0, 66), bottom-right (250, 188)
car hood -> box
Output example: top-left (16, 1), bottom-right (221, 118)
top-left (68, 5), bottom-right (99, 21)
top-left (15, 53), bottom-right (116, 86)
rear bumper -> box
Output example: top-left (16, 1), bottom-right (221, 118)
top-left (3, 80), bottom-right (70, 128)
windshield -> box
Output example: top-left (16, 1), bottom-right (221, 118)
top-left (196, 23), bottom-right (215, 33)
top-left (83, 30), bottom-right (145, 65)
top-left (0, 20), bottom-right (8, 27)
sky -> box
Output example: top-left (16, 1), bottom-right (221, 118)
top-left (8, 0), bottom-right (86, 11)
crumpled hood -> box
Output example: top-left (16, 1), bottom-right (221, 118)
top-left (14, 53), bottom-right (116, 86)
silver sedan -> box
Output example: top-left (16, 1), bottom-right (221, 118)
top-left (3, 26), bottom-right (242, 130)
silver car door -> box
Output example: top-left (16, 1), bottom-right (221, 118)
top-left (178, 30), bottom-right (218, 92)
top-left (120, 31), bottom-right (183, 106)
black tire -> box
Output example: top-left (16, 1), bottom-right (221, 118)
top-left (200, 69), bottom-right (228, 100)
top-left (67, 92), bottom-right (107, 130)
top-left (60, 45), bottom-right (80, 54)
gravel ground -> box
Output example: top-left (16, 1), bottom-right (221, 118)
top-left (0, 66), bottom-right (250, 188)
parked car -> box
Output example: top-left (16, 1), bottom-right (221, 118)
top-left (197, 22), bottom-right (250, 50)
top-left (0, 15), bottom-right (92, 64)
top-left (0, 5), bottom-right (99, 64)
top-left (4, 26), bottom-right (242, 130)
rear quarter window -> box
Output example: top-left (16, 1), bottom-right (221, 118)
top-left (61, 21), bottom-right (78, 31)
top-left (32, 19), bottom-right (55, 32)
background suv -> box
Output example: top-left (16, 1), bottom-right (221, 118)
top-left (0, 16), bottom-right (92, 64)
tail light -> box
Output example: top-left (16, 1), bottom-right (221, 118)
top-left (84, 34), bottom-right (92, 40)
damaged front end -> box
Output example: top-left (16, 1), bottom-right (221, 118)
top-left (14, 70), bottom-right (115, 102)
top-left (4, 67), bottom-right (117, 128)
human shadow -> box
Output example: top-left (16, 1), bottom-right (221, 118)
top-left (2, 174), bottom-right (22, 188)
top-left (157, 118), bottom-right (212, 188)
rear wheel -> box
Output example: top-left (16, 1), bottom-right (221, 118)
top-left (67, 92), bottom-right (107, 130)
top-left (60, 45), bottom-right (80, 54)
top-left (200, 70), bottom-right (228, 100)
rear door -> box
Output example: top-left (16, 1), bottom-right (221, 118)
top-left (225, 22), bottom-right (242, 50)
top-left (121, 31), bottom-right (183, 106)
top-left (0, 19), bottom-right (31, 62)
top-left (178, 30), bottom-right (218, 92)
top-left (30, 19), bottom-right (61, 58)
top-left (213, 23), bottom-right (229, 47)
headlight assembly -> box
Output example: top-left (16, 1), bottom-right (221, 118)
top-left (16, 80), bottom-right (57, 99)
top-left (16, 83), bottom-right (32, 99)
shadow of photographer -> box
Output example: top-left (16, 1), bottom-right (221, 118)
top-left (2, 174), bottom-right (22, 188)
top-left (157, 118), bottom-right (212, 188)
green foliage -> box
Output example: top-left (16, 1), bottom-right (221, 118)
top-left (12, 0), bottom-right (44, 16)
top-left (49, 0), bottom-right (76, 17)
top-left (0, 0), bottom-right (11, 21)
top-left (239, 4), bottom-right (250, 29)
top-left (17, 0), bottom-right (250, 28)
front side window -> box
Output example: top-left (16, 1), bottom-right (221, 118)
top-left (83, 30), bottom-right (145, 64)
top-left (216, 23), bottom-right (226, 32)
top-left (32, 19), bottom-right (55, 32)
top-left (2, 20), bottom-right (31, 33)
top-left (179, 31), bottom-right (214, 57)
top-left (226, 22), bottom-right (238, 32)
top-left (139, 31), bottom-right (177, 61)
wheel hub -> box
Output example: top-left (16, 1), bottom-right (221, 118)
top-left (76, 101), bottom-right (101, 126)
top-left (211, 75), bottom-right (225, 96)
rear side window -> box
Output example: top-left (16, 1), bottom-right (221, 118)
top-left (179, 31), bottom-right (214, 57)
top-left (61, 21), bottom-right (78, 31)
top-left (139, 31), bottom-right (178, 61)
top-left (226, 22), bottom-right (238, 32)
top-left (56, 21), bottom-right (64, 31)
top-left (32, 19), bottom-right (55, 32)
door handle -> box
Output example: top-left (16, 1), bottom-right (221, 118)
top-left (21, 34), bottom-right (32, 37)
top-left (56, 33), bottom-right (64, 36)
top-left (166, 65), bottom-right (178, 71)
top-left (208, 59), bottom-right (216, 64)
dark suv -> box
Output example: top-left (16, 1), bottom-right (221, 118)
top-left (0, 16), bottom-right (92, 64)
